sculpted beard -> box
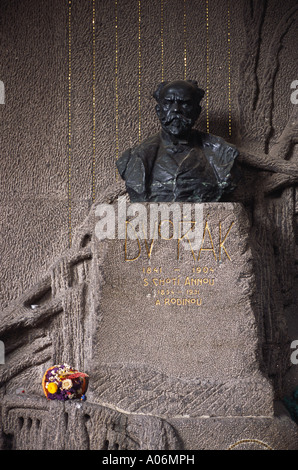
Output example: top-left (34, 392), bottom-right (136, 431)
top-left (160, 112), bottom-right (193, 132)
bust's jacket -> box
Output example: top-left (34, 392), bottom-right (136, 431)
top-left (116, 130), bottom-right (239, 202)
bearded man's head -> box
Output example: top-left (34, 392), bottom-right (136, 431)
top-left (153, 80), bottom-right (205, 138)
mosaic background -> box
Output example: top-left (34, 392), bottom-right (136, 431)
top-left (0, 0), bottom-right (297, 308)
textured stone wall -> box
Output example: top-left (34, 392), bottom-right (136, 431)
top-left (0, 0), bottom-right (298, 450)
top-left (1, 0), bottom-right (297, 309)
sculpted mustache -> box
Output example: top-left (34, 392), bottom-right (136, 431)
top-left (161, 114), bottom-right (192, 126)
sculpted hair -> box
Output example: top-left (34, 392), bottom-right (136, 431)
top-left (153, 80), bottom-right (205, 105)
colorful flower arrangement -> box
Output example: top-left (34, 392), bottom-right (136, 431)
top-left (42, 364), bottom-right (88, 401)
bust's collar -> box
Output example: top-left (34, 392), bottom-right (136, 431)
top-left (160, 129), bottom-right (192, 146)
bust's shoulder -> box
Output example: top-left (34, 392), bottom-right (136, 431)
top-left (130, 132), bottom-right (161, 155)
top-left (194, 130), bottom-right (238, 156)
top-left (193, 130), bottom-right (239, 184)
top-left (116, 132), bottom-right (161, 177)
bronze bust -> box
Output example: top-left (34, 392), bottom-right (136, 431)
top-left (116, 80), bottom-right (239, 202)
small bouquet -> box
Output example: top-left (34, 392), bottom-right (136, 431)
top-left (42, 364), bottom-right (88, 401)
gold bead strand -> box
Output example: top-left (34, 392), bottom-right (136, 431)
top-left (138, 0), bottom-right (142, 143)
top-left (92, 0), bottom-right (96, 202)
top-left (228, 439), bottom-right (273, 450)
top-left (183, 0), bottom-right (187, 80)
top-left (227, 0), bottom-right (232, 137)
top-left (161, 0), bottom-right (164, 82)
top-left (205, 0), bottom-right (210, 134)
top-left (68, 0), bottom-right (72, 248)
top-left (115, 0), bottom-right (119, 179)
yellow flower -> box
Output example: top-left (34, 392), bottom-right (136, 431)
top-left (47, 383), bottom-right (58, 394)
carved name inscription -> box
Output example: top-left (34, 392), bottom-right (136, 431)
top-left (142, 265), bottom-right (216, 307)
top-left (94, 202), bottom-right (255, 380)
top-left (122, 212), bottom-right (234, 307)
top-left (124, 220), bottom-right (234, 263)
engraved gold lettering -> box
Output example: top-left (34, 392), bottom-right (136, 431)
top-left (219, 221), bottom-right (234, 261)
top-left (198, 221), bottom-right (217, 261)
top-left (185, 277), bottom-right (214, 286)
top-left (186, 289), bottom-right (200, 295)
top-left (144, 238), bottom-right (155, 259)
top-left (164, 298), bottom-right (202, 306)
top-left (177, 221), bottom-right (196, 261)
top-left (152, 277), bottom-right (181, 286)
top-left (143, 221), bottom-right (157, 259)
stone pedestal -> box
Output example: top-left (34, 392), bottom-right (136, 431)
top-left (77, 201), bottom-right (290, 448)
top-left (91, 203), bottom-right (270, 411)
top-left (1, 201), bottom-right (297, 450)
